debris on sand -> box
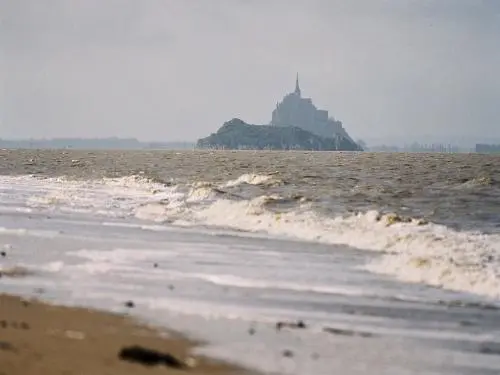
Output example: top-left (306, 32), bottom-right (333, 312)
top-left (478, 342), bottom-right (500, 355)
top-left (276, 320), bottom-right (307, 331)
top-left (64, 330), bottom-right (86, 340)
top-left (118, 345), bottom-right (187, 369)
top-left (323, 326), bottom-right (374, 338)
top-left (0, 267), bottom-right (33, 278)
top-left (0, 341), bottom-right (16, 352)
top-left (0, 320), bottom-right (30, 330)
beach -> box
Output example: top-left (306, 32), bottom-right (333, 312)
top-left (0, 293), bottom-right (248, 375)
top-left (1, 150), bottom-right (500, 374)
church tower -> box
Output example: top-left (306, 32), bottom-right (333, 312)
top-left (294, 73), bottom-right (301, 97)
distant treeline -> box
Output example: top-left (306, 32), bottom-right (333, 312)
top-left (0, 138), bottom-right (195, 150)
top-left (475, 144), bottom-right (500, 154)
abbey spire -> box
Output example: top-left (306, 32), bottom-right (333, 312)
top-left (294, 73), bottom-right (301, 97)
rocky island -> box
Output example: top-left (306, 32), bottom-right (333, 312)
top-left (197, 75), bottom-right (362, 151)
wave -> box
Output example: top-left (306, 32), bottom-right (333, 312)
top-left (2, 174), bottom-right (500, 300)
top-left (222, 173), bottom-right (284, 188)
top-left (453, 176), bottom-right (495, 190)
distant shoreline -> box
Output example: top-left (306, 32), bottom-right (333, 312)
top-left (0, 138), bottom-right (195, 150)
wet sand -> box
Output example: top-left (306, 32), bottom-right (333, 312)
top-left (0, 294), bottom-right (250, 375)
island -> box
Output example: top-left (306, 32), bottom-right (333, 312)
top-left (197, 74), bottom-right (362, 151)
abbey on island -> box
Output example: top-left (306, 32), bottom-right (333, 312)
top-left (196, 75), bottom-right (361, 151)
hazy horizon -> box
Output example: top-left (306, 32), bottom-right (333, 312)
top-left (0, 135), bottom-right (499, 149)
top-left (2, 1), bottom-right (499, 143)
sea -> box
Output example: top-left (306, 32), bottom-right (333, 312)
top-left (1, 149), bottom-right (500, 375)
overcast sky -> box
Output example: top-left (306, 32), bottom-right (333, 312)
top-left (1, 0), bottom-right (499, 144)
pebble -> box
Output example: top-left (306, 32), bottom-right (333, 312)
top-left (65, 330), bottom-right (86, 340)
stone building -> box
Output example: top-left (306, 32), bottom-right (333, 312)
top-left (270, 74), bottom-right (356, 145)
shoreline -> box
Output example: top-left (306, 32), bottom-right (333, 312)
top-left (0, 293), bottom-right (255, 375)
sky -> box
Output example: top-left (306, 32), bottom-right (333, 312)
top-left (1, 0), bottom-right (500, 144)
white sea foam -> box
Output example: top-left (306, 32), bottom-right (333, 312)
top-left (39, 261), bottom-right (66, 273)
top-left (174, 273), bottom-right (367, 296)
top-left (2, 174), bottom-right (500, 299)
top-left (0, 227), bottom-right (62, 238)
top-left (223, 173), bottom-right (282, 187)
top-left (66, 246), bottom-right (365, 295)
top-left (192, 200), bottom-right (500, 299)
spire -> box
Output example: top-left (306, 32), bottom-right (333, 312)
top-left (294, 73), bottom-right (301, 96)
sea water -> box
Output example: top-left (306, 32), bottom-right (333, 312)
top-left (1, 150), bottom-right (500, 374)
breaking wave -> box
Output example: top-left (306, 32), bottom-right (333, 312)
top-left (222, 173), bottom-right (284, 188)
top-left (2, 173), bottom-right (500, 300)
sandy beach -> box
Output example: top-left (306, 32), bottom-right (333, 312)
top-left (0, 293), bottom-right (250, 375)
